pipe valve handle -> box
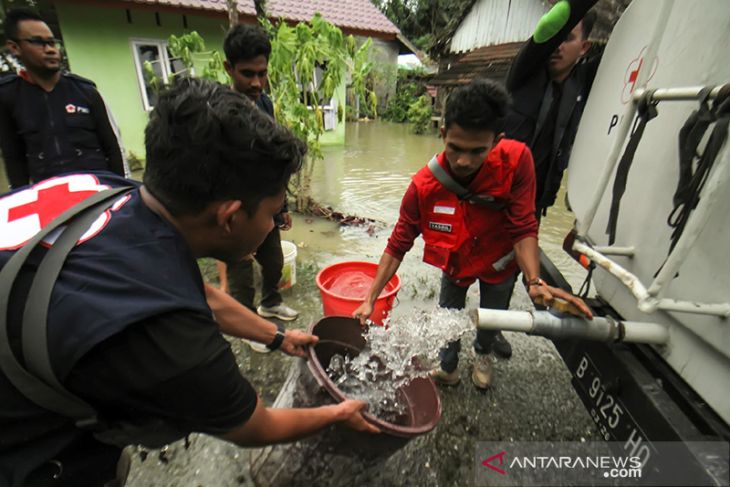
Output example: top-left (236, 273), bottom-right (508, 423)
top-left (534, 295), bottom-right (583, 317)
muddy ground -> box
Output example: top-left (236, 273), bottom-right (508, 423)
top-left (125, 216), bottom-right (598, 487)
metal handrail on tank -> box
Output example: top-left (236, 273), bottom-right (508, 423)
top-left (578, 83), bottom-right (727, 237)
top-left (573, 241), bottom-right (730, 317)
top-left (572, 83), bottom-right (730, 318)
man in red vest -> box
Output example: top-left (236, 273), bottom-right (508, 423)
top-left (354, 79), bottom-right (591, 389)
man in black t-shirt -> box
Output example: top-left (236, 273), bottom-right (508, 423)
top-left (218, 24), bottom-right (300, 327)
top-left (0, 78), bottom-right (376, 487)
top-left (498, 0), bottom-right (599, 359)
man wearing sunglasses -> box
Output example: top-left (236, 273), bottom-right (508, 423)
top-left (0, 8), bottom-right (127, 190)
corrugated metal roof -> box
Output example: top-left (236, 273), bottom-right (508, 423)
top-left (450, 0), bottom-right (548, 53)
top-left (118, 0), bottom-right (400, 35)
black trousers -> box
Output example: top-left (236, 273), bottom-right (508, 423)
top-left (438, 273), bottom-right (516, 373)
top-left (227, 227), bottom-right (283, 310)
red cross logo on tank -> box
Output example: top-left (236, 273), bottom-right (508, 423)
top-left (0, 174), bottom-right (131, 251)
top-left (621, 46), bottom-right (658, 104)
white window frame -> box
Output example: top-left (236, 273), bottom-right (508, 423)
top-left (130, 38), bottom-right (180, 112)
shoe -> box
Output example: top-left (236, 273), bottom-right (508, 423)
top-left (471, 354), bottom-right (494, 390)
top-left (429, 367), bottom-right (461, 386)
top-left (257, 303), bottom-right (299, 321)
top-left (492, 331), bottom-right (512, 359)
top-left (244, 339), bottom-right (272, 354)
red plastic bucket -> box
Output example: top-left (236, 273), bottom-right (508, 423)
top-left (316, 261), bottom-right (400, 325)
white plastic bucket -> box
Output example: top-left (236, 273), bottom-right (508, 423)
top-left (279, 240), bottom-right (298, 289)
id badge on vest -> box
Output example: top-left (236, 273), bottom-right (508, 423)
top-left (423, 201), bottom-right (460, 270)
top-left (427, 201), bottom-right (458, 238)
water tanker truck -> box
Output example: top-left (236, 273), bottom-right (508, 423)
top-left (475, 0), bottom-right (729, 482)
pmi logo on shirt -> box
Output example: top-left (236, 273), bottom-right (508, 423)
top-left (428, 221), bottom-right (452, 233)
top-left (65, 103), bottom-right (90, 114)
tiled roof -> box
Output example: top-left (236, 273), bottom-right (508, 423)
top-left (266, 0), bottom-right (399, 35)
top-left (121, 0), bottom-right (256, 16)
top-left (121, 0), bottom-right (400, 35)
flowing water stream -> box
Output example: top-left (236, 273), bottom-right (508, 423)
top-left (327, 307), bottom-right (473, 421)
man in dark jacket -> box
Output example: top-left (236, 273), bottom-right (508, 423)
top-left (505, 0), bottom-right (599, 216)
top-left (0, 8), bottom-right (127, 189)
top-left (218, 23), bottom-right (299, 329)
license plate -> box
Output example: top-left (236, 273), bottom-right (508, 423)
top-left (573, 354), bottom-right (653, 461)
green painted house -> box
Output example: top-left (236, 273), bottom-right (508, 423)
top-left (5, 0), bottom-right (411, 158)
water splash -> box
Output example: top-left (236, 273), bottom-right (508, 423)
top-left (326, 307), bottom-right (473, 421)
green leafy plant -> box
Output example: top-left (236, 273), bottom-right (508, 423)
top-left (382, 67), bottom-right (425, 123)
top-left (407, 94), bottom-right (433, 135)
top-left (349, 38), bottom-right (375, 119)
top-left (167, 32), bottom-right (228, 83)
top-left (143, 31), bottom-right (229, 93)
top-left (261, 15), bottom-right (374, 212)
top-left (167, 31), bottom-right (205, 72)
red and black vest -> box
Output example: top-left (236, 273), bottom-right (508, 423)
top-left (412, 139), bottom-right (528, 284)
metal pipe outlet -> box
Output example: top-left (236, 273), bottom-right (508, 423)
top-left (472, 309), bottom-right (669, 345)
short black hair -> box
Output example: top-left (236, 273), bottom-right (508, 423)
top-left (580, 9), bottom-right (597, 40)
top-left (143, 77), bottom-right (306, 216)
top-left (444, 79), bottom-right (511, 133)
top-left (223, 23), bottom-right (271, 65)
top-left (3, 8), bottom-right (44, 41)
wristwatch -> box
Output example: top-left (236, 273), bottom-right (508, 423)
top-left (526, 277), bottom-right (546, 290)
top-left (266, 322), bottom-right (286, 351)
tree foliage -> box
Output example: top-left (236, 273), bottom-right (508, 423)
top-left (382, 67), bottom-right (433, 134)
top-left (371, 0), bottom-right (476, 56)
top-left (406, 94), bottom-right (432, 135)
top-left (382, 68), bottom-right (419, 121)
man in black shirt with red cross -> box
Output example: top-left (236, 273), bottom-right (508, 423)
top-left (0, 77), bottom-right (376, 487)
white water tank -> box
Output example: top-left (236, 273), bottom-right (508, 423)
top-left (567, 0), bottom-right (730, 424)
